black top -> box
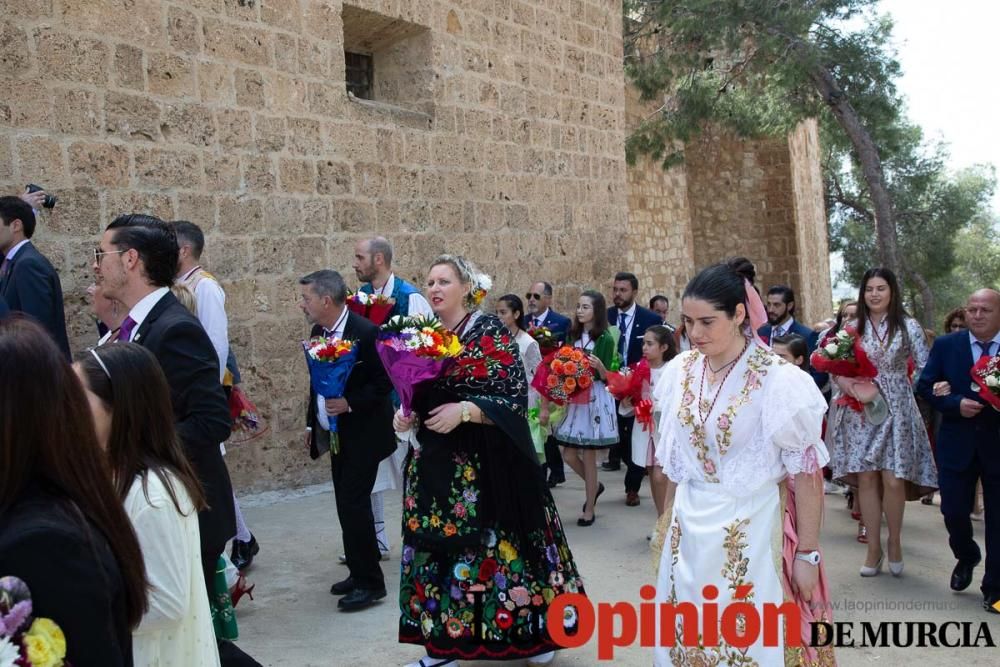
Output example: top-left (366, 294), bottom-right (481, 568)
top-left (0, 483), bottom-right (132, 666)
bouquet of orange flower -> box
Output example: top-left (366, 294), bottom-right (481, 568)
top-left (0, 576), bottom-right (68, 666)
top-left (377, 315), bottom-right (464, 415)
top-left (531, 345), bottom-right (593, 405)
top-left (346, 291), bottom-right (395, 326)
top-left (302, 336), bottom-right (357, 454)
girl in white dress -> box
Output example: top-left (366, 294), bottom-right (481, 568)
top-left (653, 258), bottom-right (830, 666)
top-left (619, 325), bottom-right (676, 517)
top-left (76, 344), bottom-right (221, 667)
top-left (496, 294), bottom-right (545, 460)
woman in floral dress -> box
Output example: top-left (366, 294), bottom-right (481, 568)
top-left (653, 258), bottom-right (834, 666)
top-left (393, 255), bottom-right (585, 667)
top-left (827, 268), bottom-right (936, 577)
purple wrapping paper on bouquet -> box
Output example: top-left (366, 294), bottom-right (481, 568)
top-left (375, 344), bottom-right (455, 416)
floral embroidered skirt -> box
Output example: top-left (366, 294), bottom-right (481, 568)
top-left (655, 481), bottom-right (835, 666)
top-left (399, 485), bottom-right (586, 660)
top-left (554, 380), bottom-right (618, 448)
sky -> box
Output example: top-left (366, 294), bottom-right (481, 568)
top-left (830, 0), bottom-right (999, 296)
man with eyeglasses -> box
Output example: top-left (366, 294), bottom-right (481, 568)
top-left (522, 281), bottom-right (571, 342)
top-left (0, 195), bottom-right (69, 358)
top-left (522, 281), bottom-right (571, 487)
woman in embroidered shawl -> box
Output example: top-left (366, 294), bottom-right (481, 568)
top-left (393, 255), bottom-right (585, 667)
top-left (652, 258), bottom-right (835, 666)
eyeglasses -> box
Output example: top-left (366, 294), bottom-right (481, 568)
top-left (94, 247), bottom-right (127, 265)
top-left (525, 293), bottom-right (542, 300)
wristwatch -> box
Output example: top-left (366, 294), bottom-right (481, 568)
top-left (794, 550), bottom-right (821, 566)
top-left (460, 401), bottom-right (472, 423)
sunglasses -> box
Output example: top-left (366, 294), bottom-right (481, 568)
top-left (525, 293), bottom-right (542, 300)
top-left (94, 247), bottom-right (128, 264)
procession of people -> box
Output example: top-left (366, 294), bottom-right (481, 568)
top-left (3, 192), bottom-right (1000, 666)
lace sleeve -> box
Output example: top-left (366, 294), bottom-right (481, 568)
top-left (763, 363), bottom-right (830, 476)
top-left (652, 354), bottom-right (687, 477)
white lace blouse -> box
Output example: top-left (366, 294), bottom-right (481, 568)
top-left (653, 340), bottom-right (829, 498)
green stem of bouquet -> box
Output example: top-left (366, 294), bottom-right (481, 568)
top-left (329, 430), bottom-right (340, 456)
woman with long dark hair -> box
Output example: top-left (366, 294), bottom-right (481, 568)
top-left (827, 268), bottom-right (937, 576)
top-left (393, 256), bottom-right (584, 667)
top-left (76, 343), bottom-right (222, 666)
top-left (549, 289), bottom-right (620, 526)
top-left (651, 258), bottom-right (832, 665)
top-left (0, 316), bottom-right (147, 666)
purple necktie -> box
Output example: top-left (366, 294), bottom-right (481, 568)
top-left (0, 257), bottom-right (8, 278)
top-left (116, 316), bottom-right (137, 342)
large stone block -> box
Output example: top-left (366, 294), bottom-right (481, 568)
top-left (198, 61), bottom-right (236, 105)
top-left (104, 91), bottom-right (162, 141)
top-left (234, 68), bottom-right (266, 109)
top-left (134, 147), bottom-right (201, 189)
top-left (253, 113), bottom-right (286, 152)
top-left (217, 195), bottom-right (264, 235)
top-left (69, 142), bottom-right (130, 187)
top-left (114, 45), bottom-right (145, 91)
top-left (53, 87), bottom-right (102, 136)
top-left (0, 21), bottom-right (30, 77)
top-left (161, 103), bottom-right (216, 147)
top-left (147, 52), bottom-right (196, 98)
top-left (216, 108), bottom-right (255, 150)
top-left (204, 152), bottom-right (242, 190)
top-left (58, 0), bottom-right (164, 48)
top-left (17, 135), bottom-right (68, 187)
top-left (203, 18), bottom-right (272, 68)
top-left (0, 85), bottom-right (53, 129)
top-left (35, 28), bottom-right (109, 85)
top-left (278, 158), bottom-right (315, 193)
top-left (242, 155), bottom-right (277, 193)
top-left (168, 6), bottom-right (201, 55)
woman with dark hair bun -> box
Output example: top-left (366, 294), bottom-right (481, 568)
top-left (651, 258), bottom-right (833, 665)
top-left (826, 267), bottom-right (936, 578)
top-left (0, 316), bottom-right (148, 666)
top-left (76, 342), bottom-right (222, 666)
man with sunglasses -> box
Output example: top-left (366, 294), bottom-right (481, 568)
top-left (522, 281), bottom-right (571, 487)
top-left (0, 196), bottom-right (69, 358)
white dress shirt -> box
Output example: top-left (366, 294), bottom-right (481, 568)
top-left (123, 287), bottom-right (171, 341)
top-left (3, 239), bottom-right (29, 263)
top-left (179, 266), bottom-right (229, 382)
top-left (530, 308), bottom-right (550, 329)
top-left (969, 330), bottom-right (1000, 360)
top-left (376, 273), bottom-right (433, 317)
top-left (617, 303), bottom-right (637, 360)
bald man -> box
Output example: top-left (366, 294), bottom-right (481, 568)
top-left (918, 289), bottom-right (1000, 614)
top-left (352, 236), bottom-right (431, 319)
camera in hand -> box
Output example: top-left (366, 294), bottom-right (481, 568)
top-left (25, 184), bottom-right (57, 209)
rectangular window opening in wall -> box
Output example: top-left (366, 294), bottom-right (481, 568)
top-left (342, 4), bottom-right (434, 121)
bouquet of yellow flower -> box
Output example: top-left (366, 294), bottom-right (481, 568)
top-left (377, 315), bottom-right (464, 415)
top-left (0, 576), bottom-right (68, 667)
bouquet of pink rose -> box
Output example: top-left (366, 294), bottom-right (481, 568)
top-left (376, 315), bottom-right (464, 416)
top-left (0, 575), bottom-right (69, 666)
top-left (971, 354), bottom-right (1000, 411)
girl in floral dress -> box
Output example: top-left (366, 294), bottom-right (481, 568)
top-left (545, 290), bottom-right (620, 526)
top-left (827, 268), bottom-right (936, 577)
top-left (393, 256), bottom-right (585, 667)
top-left (653, 258), bottom-right (833, 666)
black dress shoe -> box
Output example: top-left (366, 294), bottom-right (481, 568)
top-left (601, 461), bottom-right (621, 471)
top-left (338, 586), bottom-right (387, 611)
top-left (547, 476), bottom-right (565, 488)
top-left (576, 515), bottom-right (596, 526)
top-left (950, 556), bottom-right (981, 592)
top-left (230, 534), bottom-right (260, 572)
top-left (582, 482), bottom-right (605, 512)
top-left (330, 576), bottom-right (357, 596)
top-left (984, 594), bottom-right (1000, 614)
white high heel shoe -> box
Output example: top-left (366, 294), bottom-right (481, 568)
top-left (860, 553), bottom-right (884, 577)
top-left (527, 650), bottom-right (556, 666)
top-left (888, 560), bottom-right (904, 577)
top-left (404, 658), bottom-right (457, 667)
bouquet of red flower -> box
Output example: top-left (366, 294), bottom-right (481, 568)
top-left (527, 324), bottom-right (559, 356)
top-left (227, 385), bottom-right (269, 444)
top-left (531, 345), bottom-right (594, 405)
top-left (376, 315), bottom-right (464, 416)
top-left (0, 575), bottom-right (69, 666)
top-left (302, 336), bottom-right (357, 454)
top-left (605, 358), bottom-right (651, 405)
top-left (970, 354), bottom-right (1000, 411)
top-left (346, 291), bottom-right (395, 326)
top-left (810, 326), bottom-right (880, 415)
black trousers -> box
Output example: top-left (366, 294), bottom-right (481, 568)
top-left (939, 446), bottom-right (1000, 597)
top-left (331, 444), bottom-right (385, 591)
top-left (617, 414), bottom-right (645, 493)
top-left (543, 435), bottom-right (565, 481)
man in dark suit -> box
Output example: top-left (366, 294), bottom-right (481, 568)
top-left (300, 269), bottom-right (396, 611)
top-left (523, 280), bottom-right (571, 341)
top-left (606, 272), bottom-right (662, 505)
top-left (94, 214), bottom-right (235, 592)
top-left (0, 196), bottom-right (70, 357)
top-left (917, 289), bottom-right (1000, 614)
top-left (0, 295), bottom-right (8, 318)
top-left (523, 280), bottom-right (572, 487)
top-left (757, 285), bottom-right (819, 350)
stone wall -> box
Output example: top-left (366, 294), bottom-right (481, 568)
top-left (1, 0), bottom-right (628, 491)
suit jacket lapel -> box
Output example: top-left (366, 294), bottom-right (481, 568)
top-left (133, 290), bottom-right (176, 344)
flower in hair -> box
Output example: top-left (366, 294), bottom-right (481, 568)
top-left (470, 273), bottom-right (492, 306)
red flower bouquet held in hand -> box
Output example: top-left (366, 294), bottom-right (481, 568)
top-left (376, 315), bottom-right (464, 416)
top-left (345, 291), bottom-right (395, 326)
top-left (531, 345), bottom-right (594, 405)
top-left (811, 327), bottom-right (887, 422)
top-left (302, 336), bottom-right (357, 454)
top-left (605, 358), bottom-right (651, 404)
top-left (527, 324), bottom-right (559, 356)
top-left (970, 354), bottom-right (1000, 411)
